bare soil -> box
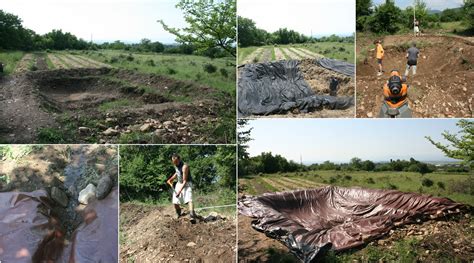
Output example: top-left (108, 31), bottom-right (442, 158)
top-left (120, 203), bottom-right (237, 263)
top-left (0, 68), bottom-right (234, 143)
top-left (357, 35), bottom-right (474, 118)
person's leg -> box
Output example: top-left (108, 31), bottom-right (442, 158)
top-left (405, 64), bottom-right (410, 76)
top-left (174, 204), bottom-right (181, 218)
top-left (188, 201), bottom-right (195, 217)
top-left (413, 65), bottom-right (417, 75)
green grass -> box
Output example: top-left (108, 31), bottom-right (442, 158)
top-left (295, 42), bottom-right (355, 62)
top-left (279, 48), bottom-right (292, 60)
top-left (271, 47), bottom-right (276, 61)
top-left (80, 50), bottom-right (235, 94)
top-left (238, 46), bottom-right (258, 64)
top-left (250, 170), bottom-right (474, 206)
top-left (99, 99), bottom-right (139, 111)
top-left (0, 51), bottom-right (25, 75)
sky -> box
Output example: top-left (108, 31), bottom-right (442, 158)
top-left (243, 119), bottom-right (462, 164)
top-left (1, 0), bottom-right (187, 44)
top-left (372, 0), bottom-right (464, 10)
top-left (238, 0), bottom-right (355, 37)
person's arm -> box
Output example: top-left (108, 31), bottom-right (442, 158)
top-left (167, 173), bottom-right (177, 187)
top-left (176, 165), bottom-right (189, 196)
top-left (406, 52), bottom-right (409, 59)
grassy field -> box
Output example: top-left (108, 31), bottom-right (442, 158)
top-left (238, 42), bottom-right (354, 65)
top-left (0, 51), bottom-right (25, 74)
top-left (241, 170), bottom-right (473, 205)
top-left (78, 50), bottom-right (235, 94)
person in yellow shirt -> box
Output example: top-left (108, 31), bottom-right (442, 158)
top-left (376, 40), bottom-right (384, 76)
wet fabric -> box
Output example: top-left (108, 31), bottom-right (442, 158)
top-left (238, 60), bottom-right (354, 116)
top-left (63, 187), bottom-right (118, 263)
top-left (315, 58), bottom-right (355, 76)
top-left (239, 186), bottom-right (466, 262)
top-left (0, 190), bottom-right (62, 263)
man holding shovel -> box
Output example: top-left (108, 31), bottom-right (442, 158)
top-left (167, 153), bottom-right (196, 222)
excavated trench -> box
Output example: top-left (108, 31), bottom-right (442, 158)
top-left (0, 145), bottom-right (118, 262)
top-left (356, 35), bottom-right (474, 118)
top-left (0, 68), bottom-right (233, 144)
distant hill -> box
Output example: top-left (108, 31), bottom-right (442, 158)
top-left (428, 9), bottom-right (442, 14)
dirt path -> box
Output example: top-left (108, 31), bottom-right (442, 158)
top-left (47, 54), bottom-right (69, 69)
top-left (281, 47), bottom-right (301, 60)
top-left (121, 203), bottom-right (236, 262)
top-left (259, 48), bottom-right (272, 63)
top-left (274, 47), bottom-right (286, 60)
top-left (296, 47), bottom-right (324, 59)
top-left (242, 47), bottom-right (264, 64)
top-left (357, 35), bottom-right (474, 118)
top-left (13, 53), bottom-right (34, 73)
top-left (0, 74), bottom-right (57, 143)
top-left (35, 55), bottom-right (49, 70)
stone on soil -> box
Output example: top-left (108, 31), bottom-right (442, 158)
top-left (78, 183), bottom-right (96, 204)
top-left (96, 176), bottom-right (113, 200)
top-left (51, 187), bottom-right (68, 207)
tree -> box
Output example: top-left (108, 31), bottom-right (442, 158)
top-left (367, 0), bottom-right (402, 33)
top-left (356, 0), bottom-right (373, 30)
top-left (464, 0), bottom-right (474, 30)
top-left (350, 157), bottom-right (363, 170)
top-left (158, 0), bottom-right (236, 57)
top-left (361, 160), bottom-right (376, 171)
top-left (426, 119), bottom-right (473, 169)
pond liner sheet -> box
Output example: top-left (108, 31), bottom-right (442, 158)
top-left (238, 186), bottom-right (467, 263)
top-left (316, 58), bottom-right (355, 77)
top-left (0, 188), bottom-right (118, 263)
top-left (238, 60), bottom-right (354, 117)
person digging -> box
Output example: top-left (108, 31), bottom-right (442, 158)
top-left (375, 40), bottom-right (384, 76)
top-left (404, 42), bottom-right (420, 78)
top-left (167, 153), bottom-right (197, 223)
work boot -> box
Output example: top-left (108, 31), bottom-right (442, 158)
top-left (175, 207), bottom-right (182, 219)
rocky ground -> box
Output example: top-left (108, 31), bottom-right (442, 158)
top-left (0, 68), bottom-right (234, 144)
top-left (120, 203), bottom-right (237, 263)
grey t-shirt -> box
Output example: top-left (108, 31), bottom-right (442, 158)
top-left (407, 47), bottom-right (420, 65)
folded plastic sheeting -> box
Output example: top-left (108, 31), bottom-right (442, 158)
top-left (0, 190), bottom-right (63, 263)
top-left (0, 188), bottom-right (118, 263)
top-left (238, 60), bottom-right (354, 116)
top-left (239, 186), bottom-right (466, 262)
top-left (316, 58), bottom-right (355, 77)
top-left (63, 187), bottom-right (118, 263)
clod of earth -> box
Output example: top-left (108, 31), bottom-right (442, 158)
top-left (239, 186), bottom-right (469, 263)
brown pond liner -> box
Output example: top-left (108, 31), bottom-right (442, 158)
top-left (0, 188), bottom-right (118, 262)
top-left (238, 186), bottom-right (467, 262)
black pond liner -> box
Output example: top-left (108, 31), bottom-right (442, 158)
top-left (238, 186), bottom-right (467, 262)
top-left (238, 59), bottom-right (354, 117)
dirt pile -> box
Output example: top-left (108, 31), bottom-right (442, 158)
top-left (357, 35), bottom-right (473, 118)
top-left (120, 203), bottom-right (236, 262)
top-left (0, 68), bottom-right (233, 143)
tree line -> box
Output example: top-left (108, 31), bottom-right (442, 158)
top-left (357, 0), bottom-right (474, 34)
top-left (238, 16), bottom-right (354, 48)
top-left (120, 145), bottom-right (236, 202)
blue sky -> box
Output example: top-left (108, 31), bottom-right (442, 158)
top-left (244, 119), bottom-right (462, 163)
top-left (372, 0), bottom-right (464, 10)
top-left (1, 0), bottom-right (186, 44)
top-left (238, 0), bottom-right (355, 37)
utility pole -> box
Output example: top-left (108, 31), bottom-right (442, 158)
top-left (300, 154), bottom-right (303, 166)
top-left (413, 0), bottom-right (416, 37)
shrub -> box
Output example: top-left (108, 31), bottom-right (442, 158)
top-left (437, 181), bottom-right (445, 190)
top-left (344, 175), bottom-right (352, 180)
top-left (329, 176), bottom-right (337, 184)
top-left (203, 63), bottom-right (217, 73)
top-left (29, 64), bottom-right (38, 71)
top-left (387, 183), bottom-right (398, 190)
top-left (167, 68), bottom-right (177, 75)
top-left (421, 178), bottom-right (434, 187)
top-left (126, 54), bottom-right (134, 61)
top-left (110, 57), bottom-right (119, 63)
top-left (220, 68), bottom-right (229, 78)
top-left (366, 177), bottom-right (375, 184)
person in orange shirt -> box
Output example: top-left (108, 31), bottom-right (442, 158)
top-left (375, 40), bottom-right (384, 76)
top-left (379, 70), bottom-right (411, 118)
